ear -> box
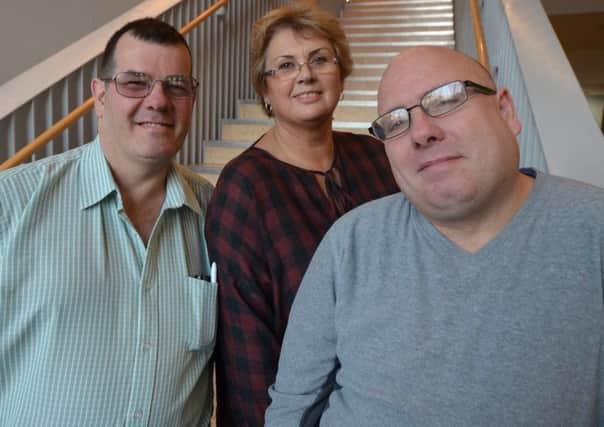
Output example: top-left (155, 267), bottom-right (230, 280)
top-left (91, 78), bottom-right (106, 119)
top-left (496, 88), bottom-right (521, 136)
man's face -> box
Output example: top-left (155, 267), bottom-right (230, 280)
top-left (378, 47), bottom-right (522, 224)
top-left (91, 33), bottom-right (194, 171)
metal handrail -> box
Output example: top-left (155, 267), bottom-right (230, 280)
top-left (469, 0), bottom-right (490, 70)
top-left (0, 0), bottom-right (228, 171)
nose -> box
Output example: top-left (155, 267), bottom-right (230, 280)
top-left (145, 80), bottom-right (170, 110)
top-left (296, 62), bottom-right (314, 83)
top-left (408, 107), bottom-right (444, 148)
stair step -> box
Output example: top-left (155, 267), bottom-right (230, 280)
top-left (238, 100), bottom-right (377, 122)
top-left (350, 40), bottom-right (454, 49)
top-left (222, 119), bottom-right (271, 142)
top-left (346, 0), bottom-right (452, 8)
top-left (348, 34), bottom-right (454, 44)
top-left (204, 140), bottom-right (253, 164)
top-left (347, 30), bottom-right (454, 38)
top-left (352, 52), bottom-right (399, 65)
top-left (345, 4), bottom-right (452, 13)
top-left (222, 119), bottom-right (371, 142)
top-left (351, 64), bottom-right (388, 77)
top-left (345, 78), bottom-right (380, 92)
top-left (190, 163), bottom-right (222, 186)
top-left (342, 89), bottom-right (378, 101)
top-left (343, 23), bottom-right (453, 32)
top-left (340, 13), bottom-right (452, 23)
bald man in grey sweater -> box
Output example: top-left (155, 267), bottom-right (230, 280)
top-left (265, 47), bottom-right (604, 426)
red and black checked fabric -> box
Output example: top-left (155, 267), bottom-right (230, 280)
top-left (205, 131), bottom-right (399, 426)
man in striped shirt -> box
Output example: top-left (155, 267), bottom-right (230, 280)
top-left (0, 18), bottom-right (215, 426)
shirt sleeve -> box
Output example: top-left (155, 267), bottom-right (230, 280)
top-left (205, 164), bottom-right (280, 427)
top-left (264, 229), bottom-right (339, 426)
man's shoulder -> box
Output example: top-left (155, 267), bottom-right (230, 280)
top-left (538, 172), bottom-right (604, 207)
top-left (534, 172), bottom-right (604, 226)
top-left (173, 164), bottom-right (214, 201)
top-left (0, 144), bottom-right (90, 198)
top-left (331, 193), bottom-right (407, 234)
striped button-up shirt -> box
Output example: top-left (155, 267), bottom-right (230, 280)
top-left (0, 137), bottom-right (216, 426)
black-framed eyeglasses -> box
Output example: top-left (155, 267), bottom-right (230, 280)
top-left (369, 80), bottom-right (496, 141)
top-left (101, 71), bottom-right (199, 99)
top-left (263, 49), bottom-right (339, 81)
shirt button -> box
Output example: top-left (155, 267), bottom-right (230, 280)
top-left (134, 410), bottom-right (143, 419)
top-left (143, 343), bottom-right (152, 352)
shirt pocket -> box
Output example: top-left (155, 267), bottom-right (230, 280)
top-left (183, 277), bottom-right (218, 351)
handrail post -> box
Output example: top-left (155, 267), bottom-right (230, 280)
top-left (469, 0), bottom-right (490, 70)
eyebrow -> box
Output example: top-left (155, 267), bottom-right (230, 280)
top-left (120, 70), bottom-right (189, 78)
top-left (272, 47), bottom-right (332, 61)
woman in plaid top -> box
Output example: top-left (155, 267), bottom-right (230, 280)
top-left (205, 6), bottom-right (399, 426)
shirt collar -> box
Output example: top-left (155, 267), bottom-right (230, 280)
top-left (78, 136), bottom-right (202, 216)
top-left (164, 164), bottom-right (202, 215)
top-left (79, 136), bottom-right (119, 210)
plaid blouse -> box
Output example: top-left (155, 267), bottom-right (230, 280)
top-left (205, 131), bottom-right (399, 426)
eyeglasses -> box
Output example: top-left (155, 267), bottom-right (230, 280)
top-left (369, 80), bottom-right (496, 141)
top-left (263, 50), bottom-right (339, 81)
top-left (101, 71), bottom-right (199, 99)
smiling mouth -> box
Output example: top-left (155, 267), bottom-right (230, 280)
top-left (418, 155), bottom-right (462, 172)
top-left (293, 91), bottom-right (321, 98)
top-left (137, 121), bottom-right (174, 128)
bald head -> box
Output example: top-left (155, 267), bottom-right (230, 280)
top-left (378, 47), bottom-right (495, 115)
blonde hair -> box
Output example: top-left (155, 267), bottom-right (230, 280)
top-left (250, 5), bottom-right (353, 116)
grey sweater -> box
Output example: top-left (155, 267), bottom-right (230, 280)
top-left (265, 172), bottom-right (604, 427)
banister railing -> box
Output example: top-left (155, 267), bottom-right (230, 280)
top-left (0, 0), bottom-right (292, 171)
top-left (469, 0), bottom-right (489, 70)
top-left (0, 0), bottom-right (228, 172)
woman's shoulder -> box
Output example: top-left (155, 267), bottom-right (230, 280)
top-left (213, 144), bottom-right (287, 198)
top-left (333, 131), bottom-right (386, 155)
top-left (217, 145), bottom-right (274, 179)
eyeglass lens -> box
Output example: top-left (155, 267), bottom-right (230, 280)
top-left (113, 72), bottom-right (196, 98)
top-left (266, 49), bottom-right (338, 79)
top-left (372, 81), bottom-right (469, 140)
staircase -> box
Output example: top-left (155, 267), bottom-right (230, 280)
top-left (195, 0), bottom-right (454, 184)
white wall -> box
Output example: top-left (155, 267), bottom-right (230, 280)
top-left (587, 95), bottom-right (604, 129)
top-left (0, 0), bottom-right (144, 85)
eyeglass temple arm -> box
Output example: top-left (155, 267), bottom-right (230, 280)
top-left (464, 80), bottom-right (496, 95)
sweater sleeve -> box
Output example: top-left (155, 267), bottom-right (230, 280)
top-left (205, 165), bottom-right (279, 427)
top-left (265, 230), bottom-right (340, 426)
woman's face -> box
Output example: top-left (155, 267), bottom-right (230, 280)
top-left (262, 27), bottom-right (343, 128)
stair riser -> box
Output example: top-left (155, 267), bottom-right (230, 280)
top-left (345, 79), bottom-right (380, 91)
top-left (341, 16), bottom-right (452, 26)
top-left (347, 34), bottom-right (454, 43)
top-left (342, 93), bottom-right (377, 102)
top-left (222, 123), bottom-right (370, 142)
top-left (346, 1), bottom-right (452, 10)
top-left (350, 41), bottom-right (454, 54)
top-left (222, 123), bottom-right (269, 142)
top-left (205, 145), bottom-right (249, 164)
top-left (350, 66), bottom-right (388, 78)
top-left (343, 10), bottom-right (452, 18)
top-left (343, 24), bottom-right (453, 33)
top-left (238, 103), bottom-right (377, 122)
top-left (352, 53), bottom-right (398, 65)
